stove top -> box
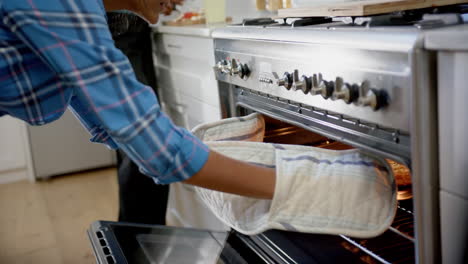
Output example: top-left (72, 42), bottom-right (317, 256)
top-left (232, 4), bottom-right (468, 30)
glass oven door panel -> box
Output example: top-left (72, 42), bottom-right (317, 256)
top-left (88, 221), bottom-right (233, 264)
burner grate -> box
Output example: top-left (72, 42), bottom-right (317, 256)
top-left (240, 18), bottom-right (279, 26)
top-left (231, 4), bottom-right (468, 29)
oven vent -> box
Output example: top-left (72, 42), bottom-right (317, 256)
top-left (95, 231), bottom-right (116, 264)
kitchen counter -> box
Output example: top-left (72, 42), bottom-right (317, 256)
top-left (151, 23), bottom-right (226, 38)
top-left (425, 24), bottom-right (468, 51)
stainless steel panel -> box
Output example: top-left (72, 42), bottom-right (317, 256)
top-left (440, 191), bottom-right (468, 264)
top-left (437, 51), bottom-right (468, 264)
top-left (214, 38), bottom-right (412, 132)
top-left (438, 51), bottom-right (468, 199)
top-left (410, 50), bottom-right (440, 264)
top-left (212, 27), bottom-right (423, 53)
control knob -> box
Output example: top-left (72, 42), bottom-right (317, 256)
top-left (292, 69), bottom-right (311, 94)
top-left (215, 60), bottom-right (224, 72)
top-left (357, 81), bottom-right (388, 110)
top-left (241, 63), bottom-right (251, 79)
top-left (332, 77), bottom-right (359, 104)
top-left (215, 60), bottom-right (231, 74)
top-left (231, 59), bottom-right (250, 79)
top-left (310, 73), bottom-right (333, 99)
top-left (277, 72), bottom-right (293, 90)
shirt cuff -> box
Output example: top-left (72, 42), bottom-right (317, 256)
top-left (148, 128), bottom-right (210, 185)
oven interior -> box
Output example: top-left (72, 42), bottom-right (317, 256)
top-left (232, 108), bottom-right (415, 264)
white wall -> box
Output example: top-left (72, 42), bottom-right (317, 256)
top-left (227, 0), bottom-right (274, 23)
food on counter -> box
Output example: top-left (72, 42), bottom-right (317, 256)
top-left (163, 11), bottom-right (205, 26)
top-left (163, 11), bottom-right (232, 26)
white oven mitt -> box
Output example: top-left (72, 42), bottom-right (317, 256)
top-left (195, 141), bottom-right (397, 238)
top-left (164, 113), bottom-right (266, 230)
top-left (190, 114), bottom-right (396, 238)
top-left (191, 112), bottom-right (265, 142)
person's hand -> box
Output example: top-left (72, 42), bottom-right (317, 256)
top-left (162, 0), bottom-right (184, 15)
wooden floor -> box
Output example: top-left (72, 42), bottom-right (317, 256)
top-left (0, 168), bottom-right (118, 264)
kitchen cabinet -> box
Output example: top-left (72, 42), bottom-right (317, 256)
top-left (0, 110), bottom-right (116, 184)
top-left (0, 116), bottom-right (29, 184)
top-left (153, 27), bottom-right (221, 130)
top-left (26, 110), bottom-right (115, 180)
top-left (152, 25), bottom-right (228, 231)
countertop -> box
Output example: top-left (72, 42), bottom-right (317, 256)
top-left (151, 23), bottom-right (227, 38)
top-left (425, 24), bottom-right (468, 51)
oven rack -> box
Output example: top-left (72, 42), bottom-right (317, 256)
top-left (341, 204), bottom-right (415, 264)
top-left (230, 203), bottom-right (415, 264)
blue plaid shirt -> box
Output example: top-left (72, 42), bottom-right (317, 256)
top-left (0, 0), bottom-right (209, 184)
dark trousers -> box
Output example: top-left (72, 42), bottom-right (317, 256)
top-left (108, 13), bottom-right (169, 225)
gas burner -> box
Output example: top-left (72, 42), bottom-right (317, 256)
top-left (234, 17), bottom-right (333, 28)
top-left (333, 6), bottom-right (467, 28)
top-left (240, 18), bottom-right (279, 26)
top-left (288, 17), bottom-right (333, 27)
top-left (348, 12), bottom-right (467, 28)
top-left (354, 4), bottom-right (468, 28)
top-left (353, 14), bottom-right (419, 27)
top-left (232, 4), bottom-right (468, 29)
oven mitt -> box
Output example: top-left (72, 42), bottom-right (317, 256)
top-left (164, 113), bottom-right (265, 230)
top-left (191, 112), bottom-right (265, 142)
top-left (195, 141), bottom-right (397, 238)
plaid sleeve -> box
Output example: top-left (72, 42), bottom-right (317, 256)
top-left (2, 0), bottom-right (210, 184)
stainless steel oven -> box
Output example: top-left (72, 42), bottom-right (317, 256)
top-left (212, 12), bottom-right (468, 263)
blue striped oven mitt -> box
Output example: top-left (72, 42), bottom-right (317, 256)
top-left (192, 113), bottom-right (397, 238)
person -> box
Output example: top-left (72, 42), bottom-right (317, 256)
top-left (107, 10), bottom-right (168, 225)
top-left (0, 0), bottom-right (276, 200)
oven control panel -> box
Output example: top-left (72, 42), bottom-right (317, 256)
top-left (213, 42), bottom-right (411, 133)
top-left (215, 63), bottom-right (389, 111)
top-left (215, 59), bottom-right (251, 79)
top-left (275, 70), bottom-right (388, 111)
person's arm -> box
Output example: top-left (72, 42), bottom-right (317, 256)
top-left (3, 0), bottom-right (206, 183)
top-left (2, 0), bottom-right (276, 199)
top-left (186, 151), bottom-right (275, 199)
